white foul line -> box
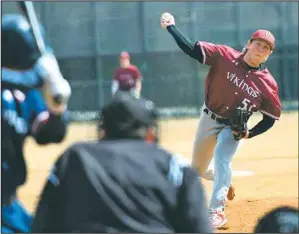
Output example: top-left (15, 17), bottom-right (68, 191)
top-left (172, 154), bottom-right (255, 177)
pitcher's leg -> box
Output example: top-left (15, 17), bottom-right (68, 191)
top-left (209, 127), bottom-right (240, 211)
top-left (191, 112), bottom-right (219, 180)
top-left (192, 134), bottom-right (217, 180)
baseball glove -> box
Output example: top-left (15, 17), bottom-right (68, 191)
top-left (229, 107), bottom-right (251, 140)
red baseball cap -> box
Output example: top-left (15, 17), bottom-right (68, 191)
top-left (250, 29), bottom-right (275, 50)
top-left (120, 51), bottom-right (130, 59)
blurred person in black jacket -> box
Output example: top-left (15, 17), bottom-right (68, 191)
top-left (31, 91), bottom-right (212, 233)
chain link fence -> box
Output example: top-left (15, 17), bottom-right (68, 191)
top-left (2, 2), bottom-right (298, 121)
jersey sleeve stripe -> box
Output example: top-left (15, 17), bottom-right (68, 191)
top-left (260, 110), bottom-right (280, 120)
top-left (198, 41), bottom-right (206, 64)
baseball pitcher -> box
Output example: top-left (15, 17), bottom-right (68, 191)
top-left (161, 12), bottom-right (281, 229)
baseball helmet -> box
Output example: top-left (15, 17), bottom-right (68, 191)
top-left (250, 29), bottom-right (275, 50)
top-left (254, 206), bottom-right (299, 233)
top-left (2, 14), bottom-right (50, 70)
top-left (99, 91), bottom-right (158, 141)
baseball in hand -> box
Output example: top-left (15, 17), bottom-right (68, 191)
top-left (160, 12), bottom-right (175, 29)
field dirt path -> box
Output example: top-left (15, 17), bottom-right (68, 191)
top-left (20, 112), bottom-right (298, 232)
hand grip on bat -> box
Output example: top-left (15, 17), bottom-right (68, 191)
top-left (36, 53), bottom-right (71, 114)
top-left (43, 78), bottom-right (71, 115)
top-left (53, 94), bottom-right (64, 105)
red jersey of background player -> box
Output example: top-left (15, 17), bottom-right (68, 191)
top-left (193, 41), bottom-right (281, 120)
top-left (114, 65), bottom-right (141, 91)
top-left (113, 52), bottom-right (142, 93)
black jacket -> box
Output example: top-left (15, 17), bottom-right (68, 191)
top-left (32, 140), bottom-right (212, 233)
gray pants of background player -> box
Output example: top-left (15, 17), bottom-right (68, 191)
top-left (192, 104), bottom-right (241, 211)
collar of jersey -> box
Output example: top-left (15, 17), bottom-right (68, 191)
top-left (236, 54), bottom-right (266, 72)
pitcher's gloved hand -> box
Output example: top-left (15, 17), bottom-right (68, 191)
top-left (232, 129), bottom-right (250, 140)
top-left (230, 107), bottom-right (251, 141)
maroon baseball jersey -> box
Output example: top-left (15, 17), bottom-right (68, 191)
top-left (113, 65), bottom-right (141, 91)
top-left (194, 41), bottom-right (281, 120)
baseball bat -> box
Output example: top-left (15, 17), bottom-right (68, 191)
top-left (18, 1), bottom-right (46, 55)
top-left (18, 1), bottom-right (63, 104)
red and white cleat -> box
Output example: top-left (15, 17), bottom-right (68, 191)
top-left (209, 209), bottom-right (228, 229)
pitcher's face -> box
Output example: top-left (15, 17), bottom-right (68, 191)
top-left (246, 39), bottom-right (272, 65)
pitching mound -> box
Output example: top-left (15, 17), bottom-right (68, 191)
top-left (218, 197), bottom-right (299, 233)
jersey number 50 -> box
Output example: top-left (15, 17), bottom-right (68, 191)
top-left (238, 98), bottom-right (255, 112)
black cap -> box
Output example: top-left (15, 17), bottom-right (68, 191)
top-left (101, 91), bottom-right (158, 138)
top-left (254, 206), bottom-right (299, 233)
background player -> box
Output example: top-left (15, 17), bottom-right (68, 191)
top-left (160, 12), bottom-right (281, 229)
top-left (111, 51), bottom-right (142, 98)
top-left (32, 92), bottom-right (212, 233)
top-left (1, 14), bottom-right (71, 233)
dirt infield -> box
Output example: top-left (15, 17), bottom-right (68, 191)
top-left (20, 112), bottom-right (298, 233)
